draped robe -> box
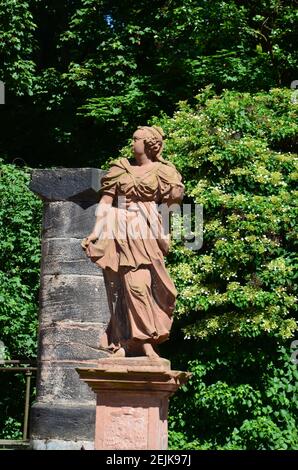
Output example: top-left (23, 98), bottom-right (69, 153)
top-left (83, 157), bottom-right (184, 353)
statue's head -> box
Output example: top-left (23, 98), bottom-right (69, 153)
top-left (132, 125), bottom-right (165, 161)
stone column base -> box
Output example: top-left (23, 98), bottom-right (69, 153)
top-left (77, 357), bottom-right (191, 450)
top-left (30, 438), bottom-right (94, 451)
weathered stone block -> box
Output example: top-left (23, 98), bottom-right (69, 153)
top-left (39, 324), bottom-right (106, 361)
top-left (41, 238), bottom-right (102, 276)
top-left (42, 201), bottom-right (99, 239)
top-left (30, 402), bottom-right (96, 440)
top-left (29, 168), bottom-right (105, 202)
top-left (31, 439), bottom-right (94, 450)
top-left (37, 361), bottom-right (99, 402)
top-left (40, 274), bottom-right (110, 323)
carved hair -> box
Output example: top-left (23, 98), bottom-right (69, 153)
top-left (136, 125), bottom-right (176, 169)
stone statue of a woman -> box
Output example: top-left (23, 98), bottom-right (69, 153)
top-left (81, 126), bottom-right (184, 358)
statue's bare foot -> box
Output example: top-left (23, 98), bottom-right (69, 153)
top-left (142, 343), bottom-right (160, 359)
top-left (113, 347), bottom-right (126, 357)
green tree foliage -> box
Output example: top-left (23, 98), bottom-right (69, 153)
top-left (0, 160), bottom-right (42, 358)
top-left (0, 0), bottom-right (297, 449)
top-left (0, 0), bottom-right (297, 166)
top-left (115, 86), bottom-right (298, 449)
top-left (0, 89), bottom-right (297, 449)
top-left (168, 343), bottom-right (298, 449)
top-left (0, 0), bottom-right (37, 96)
top-left (0, 161), bottom-right (41, 439)
top-left (155, 87), bottom-right (297, 342)
top-left (148, 86), bottom-right (297, 449)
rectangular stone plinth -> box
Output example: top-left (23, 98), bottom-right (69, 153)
top-left (77, 357), bottom-right (191, 450)
top-left (96, 390), bottom-right (168, 450)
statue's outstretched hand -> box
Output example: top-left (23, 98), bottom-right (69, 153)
top-left (81, 232), bottom-right (98, 250)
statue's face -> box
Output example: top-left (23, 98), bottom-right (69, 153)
top-left (131, 129), bottom-right (147, 156)
top-left (132, 128), bottom-right (162, 160)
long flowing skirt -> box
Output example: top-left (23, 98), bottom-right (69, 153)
top-left (85, 201), bottom-right (177, 351)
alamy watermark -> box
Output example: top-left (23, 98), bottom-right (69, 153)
top-left (290, 80), bottom-right (298, 104)
top-left (93, 197), bottom-right (203, 251)
top-left (0, 340), bottom-right (5, 364)
top-left (0, 81), bottom-right (5, 105)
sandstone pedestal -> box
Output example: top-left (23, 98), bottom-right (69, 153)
top-left (77, 357), bottom-right (191, 450)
